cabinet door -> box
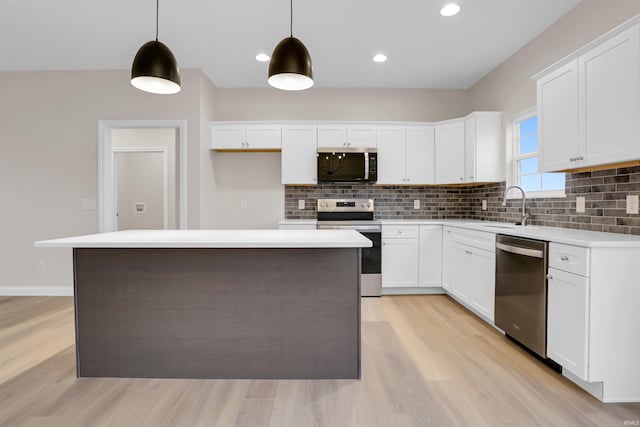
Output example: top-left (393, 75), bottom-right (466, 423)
top-left (376, 127), bottom-right (407, 184)
top-left (419, 225), bottom-right (442, 287)
top-left (547, 268), bottom-right (590, 381)
top-left (317, 125), bottom-right (347, 148)
top-left (468, 248), bottom-right (495, 322)
top-left (281, 126), bottom-right (317, 184)
top-left (449, 242), bottom-right (470, 302)
top-left (210, 125), bottom-right (246, 149)
top-left (382, 238), bottom-right (419, 288)
top-left (537, 61), bottom-right (580, 172)
top-left (435, 122), bottom-right (465, 184)
top-left (580, 25), bottom-right (640, 167)
top-left (441, 228), bottom-right (454, 291)
top-left (347, 125), bottom-right (377, 148)
top-left (464, 117), bottom-right (476, 182)
top-left (406, 127), bottom-right (435, 184)
top-left (246, 125), bottom-right (281, 149)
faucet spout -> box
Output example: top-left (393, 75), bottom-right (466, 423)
top-left (503, 185), bottom-right (528, 226)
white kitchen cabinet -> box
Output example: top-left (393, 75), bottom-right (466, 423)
top-left (435, 121), bottom-right (465, 184)
top-left (467, 246), bottom-right (495, 321)
top-left (464, 112), bottom-right (504, 183)
top-left (418, 225), bottom-right (442, 287)
top-left (382, 225), bottom-right (419, 288)
top-left (547, 267), bottom-right (590, 381)
top-left (211, 124), bottom-right (281, 150)
top-left (377, 126), bottom-right (435, 185)
top-left (536, 21), bottom-right (640, 171)
top-left (317, 124), bottom-right (377, 148)
top-left (281, 125), bottom-right (317, 184)
top-left (441, 227), bottom-right (454, 291)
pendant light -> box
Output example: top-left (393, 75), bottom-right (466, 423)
top-left (268, 0), bottom-right (313, 91)
top-left (131, 0), bottom-right (181, 94)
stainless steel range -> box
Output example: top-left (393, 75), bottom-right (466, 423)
top-left (316, 199), bottom-right (382, 296)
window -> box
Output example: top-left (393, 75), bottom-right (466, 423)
top-left (512, 111), bottom-right (565, 197)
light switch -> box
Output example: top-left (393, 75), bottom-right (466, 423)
top-left (298, 199), bottom-right (306, 210)
top-left (482, 200), bottom-right (487, 211)
top-left (627, 195), bottom-right (639, 214)
top-left (413, 200), bottom-right (420, 210)
top-left (576, 196), bottom-right (585, 213)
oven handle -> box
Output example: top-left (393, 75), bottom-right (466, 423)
top-left (496, 242), bottom-right (544, 258)
top-left (317, 225), bottom-right (381, 232)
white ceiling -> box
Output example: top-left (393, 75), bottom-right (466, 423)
top-left (0, 0), bottom-right (582, 89)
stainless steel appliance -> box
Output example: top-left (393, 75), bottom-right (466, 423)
top-left (317, 149), bottom-right (377, 183)
top-left (316, 198), bottom-right (381, 296)
top-left (495, 234), bottom-right (549, 357)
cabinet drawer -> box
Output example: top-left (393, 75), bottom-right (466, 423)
top-left (382, 225), bottom-right (419, 239)
top-left (449, 228), bottom-right (496, 253)
top-left (549, 243), bottom-right (590, 277)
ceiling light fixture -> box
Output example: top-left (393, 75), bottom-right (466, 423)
top-left (268, 0), bottom-right (313, 91)
top-left (373, 54), bottom-right (388, 63)
top-left (440, 3), bottom-right (461, 17)
top-left (131, 0), bottom-right (181, 94)
top-left (256, 53), bottom-right (271, 62)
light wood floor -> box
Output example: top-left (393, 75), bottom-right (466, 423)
top-left (1, 296), bottom-right (639, 427)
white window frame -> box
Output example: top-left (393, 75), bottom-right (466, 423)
top-left (509, 107), bottom-right (565, 199)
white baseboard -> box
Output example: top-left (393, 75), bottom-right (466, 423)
top-left (382, 287), bottom-right (446, 295)
top-left (0, 286), bottom-right (73, 296)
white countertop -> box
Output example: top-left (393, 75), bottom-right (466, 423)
top-left (380, 219), bottom-right (640, 248)
top-left (34, 229), bottom-right (372, 249)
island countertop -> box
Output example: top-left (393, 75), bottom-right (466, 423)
top-left (34, 229), bottom-right (373, 249)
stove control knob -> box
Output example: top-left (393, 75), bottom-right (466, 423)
top-left (361, 202), bottom-right (366, 208)
top-left (366, 202), bottom-right (371, 208)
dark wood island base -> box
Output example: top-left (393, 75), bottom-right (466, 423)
top-left (73, 247), bottom-right (361, 379)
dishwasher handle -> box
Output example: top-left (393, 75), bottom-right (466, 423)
top-left (496, 242), bottom-right (544, 258)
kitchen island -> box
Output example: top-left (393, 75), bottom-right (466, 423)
top-left (35, 229), bottom-right (371, 380)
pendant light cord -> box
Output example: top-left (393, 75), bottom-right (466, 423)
top-left (290, 0), bottom-right (293, 37)
top-left (155, 0), bottom-right (159, 41)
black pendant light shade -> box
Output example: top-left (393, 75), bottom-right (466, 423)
top-left (130, 0), bottom-right (181, 94)
top-left (268, 0), bottom-right (313, 91)
top-left (268, 37), bottom-right (313, 91)
top-left (131, 40), bottom-right (181, 94)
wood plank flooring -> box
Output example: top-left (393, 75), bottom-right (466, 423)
top-left (1, 295), bottom-right (639, 426)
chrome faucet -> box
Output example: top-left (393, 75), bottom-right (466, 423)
top-left (502, 185), bottom-right (529, 226)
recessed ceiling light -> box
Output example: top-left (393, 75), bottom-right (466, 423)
top-left (255, 53), bottom-right (270, 62)
top-left (440, 3), bottom-right (461, 17)
top-left (373, 54), bottom-right (388, 63)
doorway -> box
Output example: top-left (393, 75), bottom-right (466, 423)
top-left (114, 149), bottom-right (168, 230)
top-left (98, 120), bottom-right (187, 232)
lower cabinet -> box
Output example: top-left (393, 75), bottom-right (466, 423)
top-left (418, 225), bottom-right (442, 287)
top-left (547, 267), bottom-right (590, 381)
top-left (382, 237), bottom-right (420, 288)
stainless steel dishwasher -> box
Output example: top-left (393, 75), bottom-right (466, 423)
top-left (495, 234), bottom-right (549, 358)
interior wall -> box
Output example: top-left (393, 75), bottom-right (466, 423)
top-left (112, 128), bottom-right (177, 229)
top-left (0, 69), bottom-right (205, 293)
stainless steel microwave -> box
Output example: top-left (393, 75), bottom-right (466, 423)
top-left (317, 148), bottom-right (377, 183)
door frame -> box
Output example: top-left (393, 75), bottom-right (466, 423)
top-left (98, 120), bottom-right (187, 232)
top-left (113, 147), bottom-right (169, 230)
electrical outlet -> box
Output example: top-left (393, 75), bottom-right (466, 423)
top-left (240, 200), bottom-right (247, 209)
top-left (413, 199), bottom-right (420, 210)
top-left (482, 200), bottom-right (487, 211)
top-left (627, 195), bottom-right (639, 214)
top-left (298, 199), bottom-right (306, 210)
top-left (576, 196), bottom-right (585, 213)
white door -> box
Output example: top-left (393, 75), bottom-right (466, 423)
top-left (464, 117), bottom-right (476, 182)
top-left (317, 125), bottom-right (347, 148)
top-left (537, 61), bottom-right (580, 172)
top-left (441, 228), bottom-right (454, 291)
top-left (210, 125), bottom-right (246, 149)
top-left (347, 125), bottom-right (377, 148)
top-left (580, 25), bottom-right (640, 167)
top-left (449, 242), bottom-right (470, 302)
top-left (382, 238), bottom-right (419, 288)
top-left (468, 248), bottom-right (495, 322)
top-left (376, 127), bottom-right (406, 184)
top-left (281, 126), bottom-right (317, 184)
top-left (115, 151), bottom-right (167, 230)
top-left (419, 225), bottom-right (442, 287)
top-left (435, 122), bottom-right (465, 184)
top-left (246, 125), bottom-right (282, 149)
top-left (406, 127), bottom-right (435, 184)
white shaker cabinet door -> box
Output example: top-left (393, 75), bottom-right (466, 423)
top-left (435, 122), bottom-right (465, 184)
top-left (580, 25), bottom-right (640, 167)
top-left (347, 125), bottom-right (377, 148)
top-left (376, 127), bottom-right (407, 184)
top-left (281, 126), bottom-right (317, 184)
top-left (317, 125), bottom-right (347, 148)
top-left (537, 61), bottom-right (580, 172)
top-left (468, 247), bottom-right (495, 322)
top-left (406, 127), bottom-right (435, 185)
top-left (382, 238), bottom-right (419, 288)
top-left (210, 125), bottom-right (246, 149)
top-left (246, 125), bottom-right (281, 149)
top-left (547, 267), bottom-right (590, 381)
top-left (418, 225), bottom-right (442, 287)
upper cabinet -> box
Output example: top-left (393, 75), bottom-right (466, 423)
top-left (317, 125), bottom-right (377, 148)
top-left (211, 123), bottom-right (281, 150)
top-left (281, 125), bottom-right (317, 185)
top-left (464, 112), bottom-right (504, 182)
top-left (377, 126), bottom-right (435, 185)
top-left (435, 121), bottom-right (465, 184)
top-left (535, 20), bottom-right (640, 172)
